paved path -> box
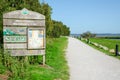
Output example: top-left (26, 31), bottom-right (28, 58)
top-left (66, 37), bottom-right (120, 80)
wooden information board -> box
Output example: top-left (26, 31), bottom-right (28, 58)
top-left (3, 8), bottom-right (46, 63)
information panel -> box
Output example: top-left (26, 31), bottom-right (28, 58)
top-left (3, 27), bottom-right (27, 48)
top-left (28, 28), bottom-right (45, 49)
top-left (3, 8), bottom-right (46, 59)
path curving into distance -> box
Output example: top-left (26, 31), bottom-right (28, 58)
top-left (66, 37), bottom-right (120, 80)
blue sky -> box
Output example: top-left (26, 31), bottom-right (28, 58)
top-left (40, 0), bottom-right (120, 34)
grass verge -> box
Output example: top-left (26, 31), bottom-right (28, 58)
top-left (79, 38), bottom-right (120, 60)
top-left (90, 38), bottom-right (120, 51)
top-left (28, 37), bottom-right (69, 80)
top-left (0, 37), bottom-right (69, 80)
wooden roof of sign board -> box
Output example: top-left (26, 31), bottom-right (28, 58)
top-left (3, 8), bottom-right (45, 20)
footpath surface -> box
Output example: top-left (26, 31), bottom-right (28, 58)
top-left (66, 37), bottom-right (120, 80)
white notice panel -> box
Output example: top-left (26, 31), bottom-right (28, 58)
top-left (28, 28), bottom-right (44, 49)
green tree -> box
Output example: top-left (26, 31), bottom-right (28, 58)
top-left (41, 3), bottom-right (53, 37)
top-left (0, 0), bottom-right (70, 38)
top-left (81, 31), bottom-right (96, 38)
top-left (52, 20), bottom-right (70, 38)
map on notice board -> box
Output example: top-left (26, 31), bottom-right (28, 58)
top-left (28, 29), bottom-right (44, 49)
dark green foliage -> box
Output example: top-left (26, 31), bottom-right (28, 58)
top-left (41, 3), bottom-right (54, 37)
top-left (0, 64), bottom-right (6, 74)
top-left (0, 50), bottom-right (30, 79)
top-left (0, 0), bottom-right (70, 79)
top-left (0, 48), bottom-right (44, 79)
top-left (0, 0), bottom-right (70, 38)
top-left (97, 36), bottom-right (120, 39)
top-left (0, 37), bottom-right (69, 80)
top-left (52, 20), bottom-right (70, 38)
top-left (81, 31), bottom-right (96, 38)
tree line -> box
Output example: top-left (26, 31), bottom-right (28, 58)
top-left (0, 0), bottom-right (70, 79)
top-left (0, 0), bottom-right (70, 38)
top-left (81, 31), bottom-right (96, 39)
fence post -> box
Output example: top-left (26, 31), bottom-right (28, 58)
top-left (115, 44), bottom-right (119, 56)
top-left (80, 37), bottom-right (81, 40)
top-left (87, 38), bottom-right (89, 43)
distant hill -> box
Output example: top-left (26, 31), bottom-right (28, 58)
top-left (71, 33), bottom-right (120, 37)
top-left (95, 33), bottom-right (120, 37)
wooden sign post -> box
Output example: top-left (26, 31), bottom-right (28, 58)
top-left (3, 8), bottom-right (46, 65)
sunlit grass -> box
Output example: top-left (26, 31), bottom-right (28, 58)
top-left (90, 38), bottom-right (120, 51)
top-left (79, 38), bottom-right (120, 59)
top-left (28, 37), bottom-right (69, 80)
top-left (0, 37), bottom-right (69, 80)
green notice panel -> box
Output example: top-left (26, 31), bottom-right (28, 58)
top-left (4, 36), bottom-right (26, 42)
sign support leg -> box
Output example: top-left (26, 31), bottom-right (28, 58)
top-left (43, 54), bottom-right (45, 65)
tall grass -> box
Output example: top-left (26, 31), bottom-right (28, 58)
top-left (28, 37), bottom-right (69, 80)
top-left (0, 37), bottom-right (69, 80)
top-left (0, 49), bottom-right (30, 80)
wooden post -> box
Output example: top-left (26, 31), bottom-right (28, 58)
top-left (2, 49), bottom-right (5, 66)
top-left (43, 54), bottom-right (45, 65)
top-left (115, 44), bottom-right (119, 56)
top-left (25, 56), bottom-right (28, 62)
top-left (87, 38), bottom-right (89, 43)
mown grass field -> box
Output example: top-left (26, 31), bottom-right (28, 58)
top-left (90, 38), bottom-right (120, 51)
top-left (80, 38), bottom-right (120, 59)
top-left (0, 37), bottom-right (69, 80)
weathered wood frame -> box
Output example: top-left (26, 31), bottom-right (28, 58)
top-left (3, 8), bottom-right (46, 65)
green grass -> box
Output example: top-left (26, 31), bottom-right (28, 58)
top-left (0, 37), bottom-right (69, 80)
top-left (28, 37), bottom-right (69, 80)
top-left (0, 63), bottom-right (7, 74)
top-left (90, 38), bottom-right (120, 51)
top-left (79, 38), bottom-right (120, 59)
